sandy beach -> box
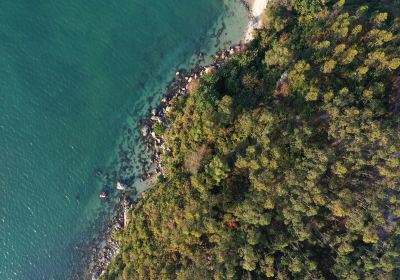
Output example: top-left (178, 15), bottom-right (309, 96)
top-left (245, 0), bottom-right (269, 42)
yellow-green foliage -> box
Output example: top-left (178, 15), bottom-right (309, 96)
top-left (102, 1), bottom-right (400, 279)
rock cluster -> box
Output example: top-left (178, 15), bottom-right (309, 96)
top-left (80, 28), bottom-right (251, 278)
top-left (87, 195), bottom-right (134, 279)
top-left (140, 44), bottom-right (246, 178)
top-left (84, 43), bottom-right (247, 280)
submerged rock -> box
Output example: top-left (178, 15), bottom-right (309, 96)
top-left (99, 191), bottom-right (108, 199)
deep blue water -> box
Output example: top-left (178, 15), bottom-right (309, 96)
top-left (0, 0), bottom-right (247, 279)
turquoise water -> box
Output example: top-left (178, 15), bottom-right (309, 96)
top-left (0, 0), bottom-right (248, 279)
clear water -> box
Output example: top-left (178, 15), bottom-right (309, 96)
top-left (0, 0), bottom-right (248, 279)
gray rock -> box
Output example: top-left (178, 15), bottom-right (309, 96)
top-left (141, 126), bottom-right (149, 137)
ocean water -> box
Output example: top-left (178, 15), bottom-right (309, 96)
top-left (0, 0), bottom-right (248, 279)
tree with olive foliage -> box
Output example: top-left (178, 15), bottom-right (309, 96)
top-left (102, 0), bottom-right (400, 279)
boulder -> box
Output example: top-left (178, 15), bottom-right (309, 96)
top-left (204, 66), bottom-right (215, 75)
top-left (116, 181), bottom-right (127, 191)
top-left (141, 126), bottom-right (149, 137)
top-left (151, 116), bottom-right (161, 123)
top-left (99, 191), bottom-right (108, 199)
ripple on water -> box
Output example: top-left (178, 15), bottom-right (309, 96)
top-left (0, 0), bottom-right (248, 279)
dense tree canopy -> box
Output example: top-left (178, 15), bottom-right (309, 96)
top-left (103, 0), bottom-right (400, 279)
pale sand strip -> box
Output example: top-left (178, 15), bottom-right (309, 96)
top-left (244, 0), bottom-right (269, 42)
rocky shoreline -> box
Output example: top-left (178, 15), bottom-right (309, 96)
top-left (87, 43), bottom-right (248, 278)
top-left (84, 1), bottom-right (261, 278)
top-left (85, 46), bottom-right (248, 280)
top-left (139, 43), bottom-right (248, 179)
top-left (83, 194), bottom-right (134, 280)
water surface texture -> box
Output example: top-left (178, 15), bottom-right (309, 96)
top-left (0, 0), bottom-right (248, 279)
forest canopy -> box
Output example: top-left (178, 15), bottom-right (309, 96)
top-left (103, 0), bottom-right (400, 279)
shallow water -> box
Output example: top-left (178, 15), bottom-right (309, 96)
top-left (0, 0), bottom-right (248, 279)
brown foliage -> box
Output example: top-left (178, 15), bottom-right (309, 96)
top-left (274, 82), bottom-right (290, 98)
top-left (188, 78), bottom-right (200, 94)
top-left (226, 220), bottom-right (240, 229)
top-left (279, 33), bottom-right (292, 45)
top-left (184, 144), bottom-right (211, 174)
